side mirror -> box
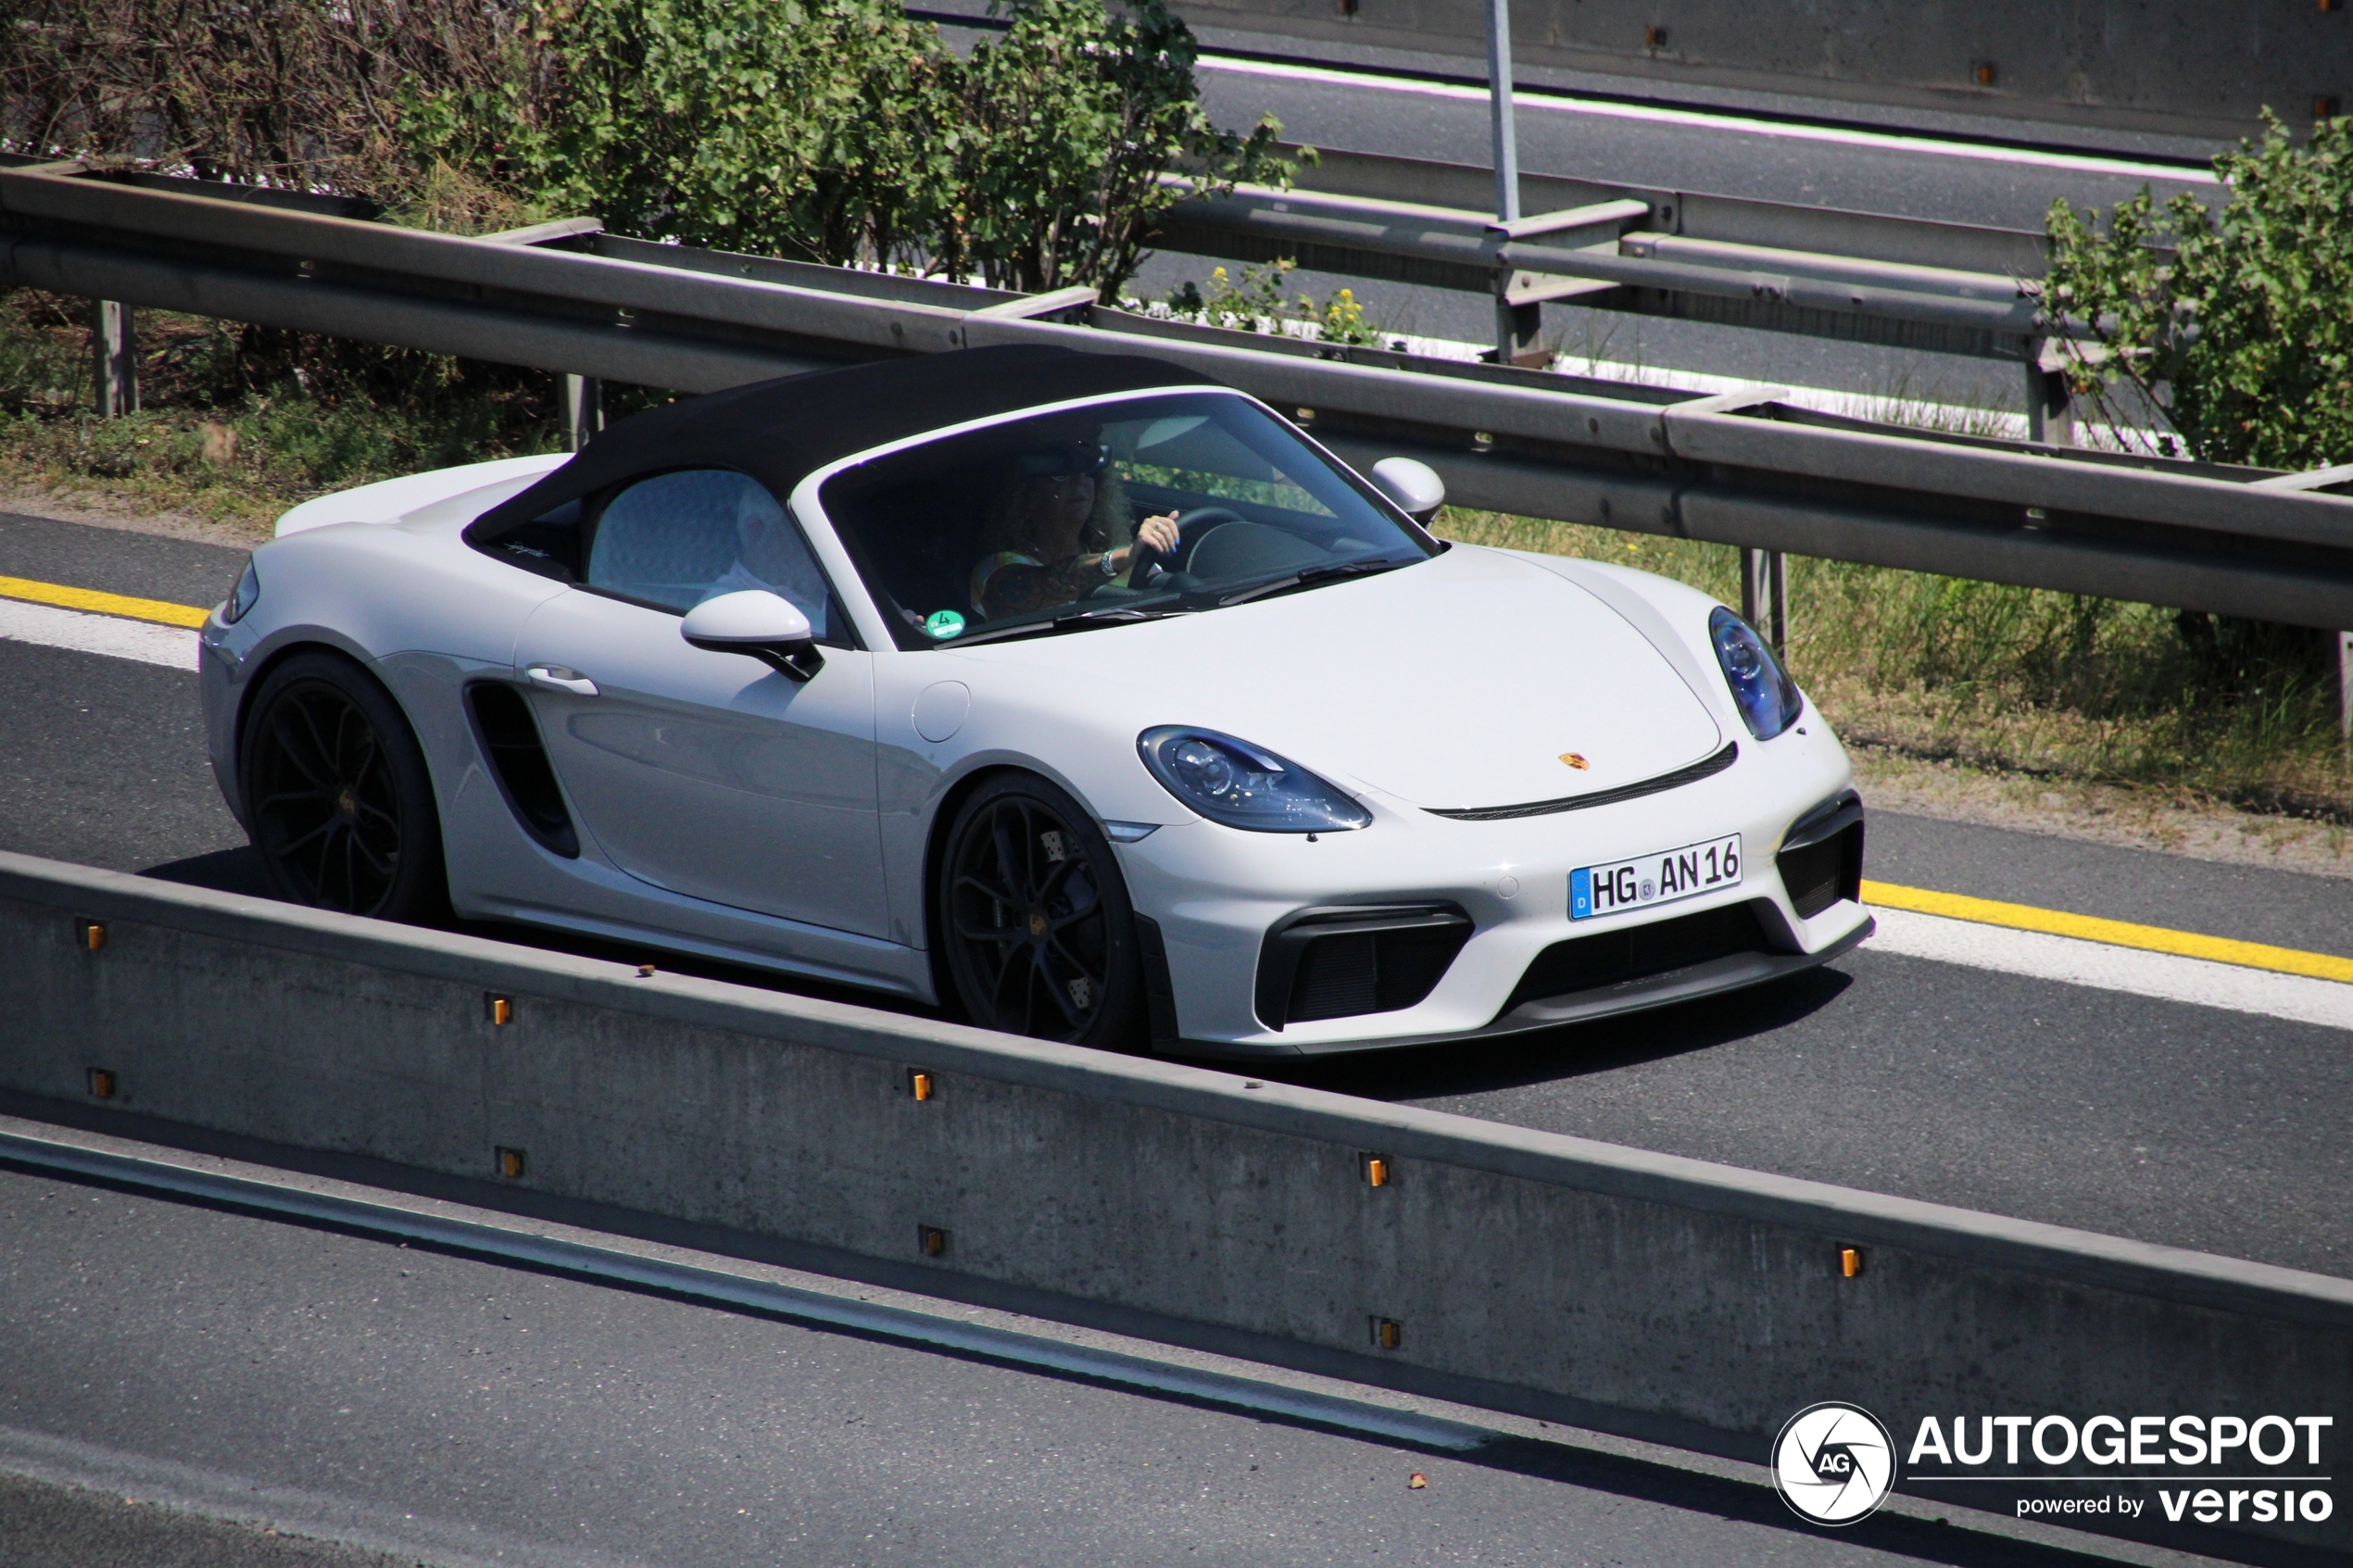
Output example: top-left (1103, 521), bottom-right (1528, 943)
top-left (681, 590), bottom-right (824, 681)
top-left (1369, 458), bottom-right (1445, 525)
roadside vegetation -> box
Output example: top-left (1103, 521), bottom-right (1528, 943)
top-left (0, 291), bottom-right (569, 530)
top-left (2046, 114), bottom-right (2351, 469)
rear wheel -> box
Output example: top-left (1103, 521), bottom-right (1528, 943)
top-left (239, 650), bottom-right (447, 922)
top-left (936, 774), bottom-right (1143, 1047)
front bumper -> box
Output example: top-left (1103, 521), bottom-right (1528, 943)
top-left (1272, 910), bottom-right (1873, 1055)
top-left (1114, 732), bottom-right (1871, 1055)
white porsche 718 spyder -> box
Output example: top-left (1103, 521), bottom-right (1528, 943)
top-left (200, 344), bottom-right (1871, 1055)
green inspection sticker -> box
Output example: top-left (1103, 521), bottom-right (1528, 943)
top-left (925, 609), bottom-right (966, 640)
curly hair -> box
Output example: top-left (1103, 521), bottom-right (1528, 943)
top-left (979, 465), bottom-right (1135, 560)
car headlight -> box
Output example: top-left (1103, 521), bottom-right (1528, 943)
top-left (1709, 606), bottom-right (1802, 740)
top-left (221, 558), bottom-right (260, 624)
top-left (1138, 727), bottom-right (1371, 833)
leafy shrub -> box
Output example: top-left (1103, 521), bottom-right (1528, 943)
top-left (401, 0), bottom-right (1285, 295)
top-left (2046, 115), bottom-right (2353, 470)
top-left (4, 0), bottom-right (1285, 299)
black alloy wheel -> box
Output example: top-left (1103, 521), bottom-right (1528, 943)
top-left (240, 650), bottom-right (447, 922)
top-left (937, 774), bottom-right (1143, 1047)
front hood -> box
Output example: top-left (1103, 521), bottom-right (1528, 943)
top-left (950, 545), bottom-right (1725, 810)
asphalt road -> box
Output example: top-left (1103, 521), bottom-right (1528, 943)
top-left (0, 1154), bottom-right (2126, 1568)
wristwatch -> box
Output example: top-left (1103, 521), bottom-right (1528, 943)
top-left (1099, 549), bottom-right (1119, 577)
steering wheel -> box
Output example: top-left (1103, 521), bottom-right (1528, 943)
top-left (1130, 506), bottom-right (1244, 587)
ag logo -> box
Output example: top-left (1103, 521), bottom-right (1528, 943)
top-left (1771, 1402), bottom-right (1896, 1525)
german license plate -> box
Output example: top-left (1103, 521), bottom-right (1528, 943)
top-left (1571, 834), bottom-right (1742, 921)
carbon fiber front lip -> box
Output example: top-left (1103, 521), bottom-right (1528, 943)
top-left (1422, 741), bottom-right (1740, 822)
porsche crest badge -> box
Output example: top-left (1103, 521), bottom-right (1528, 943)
top-left (1559, 752), bottom-right (1590, 770)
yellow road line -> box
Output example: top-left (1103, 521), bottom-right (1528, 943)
top-left (1862, 879), bottom-right (2353, 985)
top-left (0, 573), bottom-right (210, 629)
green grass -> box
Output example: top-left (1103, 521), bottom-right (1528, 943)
top-left (1441, 509), bottom-right (2353, 822)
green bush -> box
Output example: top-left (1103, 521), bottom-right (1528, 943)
top-left (2046, 115), bottom-right (2353, 470)
top-left (401, 0), bottom-right (1287, 296)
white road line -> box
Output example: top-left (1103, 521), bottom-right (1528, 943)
top-left (0, 597), bottom-right (201, 671)
top-left (1202, 56), bottom-right (2221, 185)
top-left (1866, 906), bottom-right (2353, 1032)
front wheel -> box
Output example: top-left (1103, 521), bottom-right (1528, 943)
top-left (239, 650), bottom-right (447, 922)
top-left (935, 774), bottom-right (1144, 1047)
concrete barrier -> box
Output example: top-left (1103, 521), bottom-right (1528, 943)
top-left (1173, 0), bottom-right (2347, 149)
top-left (1, 850), bottom-right (2345, 1563)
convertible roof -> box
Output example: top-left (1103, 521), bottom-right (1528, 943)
top-left (476, 345), bottom-right (1215, 531)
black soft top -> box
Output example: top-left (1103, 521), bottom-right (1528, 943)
top-left (474, 345), bottom-right (1215, 533)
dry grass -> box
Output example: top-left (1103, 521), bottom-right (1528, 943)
top-left (1442, 509), bottom-right (2353, 830)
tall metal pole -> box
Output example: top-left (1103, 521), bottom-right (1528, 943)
top-left (1487, 0), bottom-right (1518, 228)
top-left (1487, 0), bottom-right (1529, 365)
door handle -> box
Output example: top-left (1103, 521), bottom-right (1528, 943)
top-left (525, 664), bottom-right (598, 697)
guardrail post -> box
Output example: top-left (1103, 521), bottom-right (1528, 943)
top-left (1742, 547), bottom-right (1786, 655)
top-left (1491, 291), bottom-right (1544, 368)
top-left (91, 300), bottom-right (135, 417)
top-left (2340, 632), bottom-right (2353, 749)
top-left (2026, 338), bottom-right (2072, 445)
top-left (565, 373), bottom-right (603, 452)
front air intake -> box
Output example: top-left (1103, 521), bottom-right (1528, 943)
top-left (1256, 905), bottom-right (1472, 1029)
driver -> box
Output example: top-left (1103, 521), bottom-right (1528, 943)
top-left (969, 441), bottom-right (1180, 621)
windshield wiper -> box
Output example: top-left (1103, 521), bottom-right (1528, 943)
top-left (1216, 558), bottom-right (1413, 607)
top-left (945, 605), bottom-right (1190, 647)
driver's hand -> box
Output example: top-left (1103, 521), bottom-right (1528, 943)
top-left (1133, 511), bottom-right (1180, 558)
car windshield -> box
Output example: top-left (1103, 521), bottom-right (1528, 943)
top-left (818, 393), bottom-right (1439, 649)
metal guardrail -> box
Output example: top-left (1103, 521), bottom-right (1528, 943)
top-left (7, 158), bottom-right (2353, 637)
top-left (1149, 144), bottom-right (2083, 439)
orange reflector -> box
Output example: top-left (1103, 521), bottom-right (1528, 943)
top-left (1841, 1247), bottom-right (1864, 1278)
top-left (82, 921), bottom-right (107, 951)
top-left (919, 1225), bottom-right (948, 1258)
top-left (910, 1071), bottom-right (933, 1101)
top-left (497, 1147), bottom-right (527, 1179)
top-left (1365, 1156), bottom-right (1389, 1188)
top-left (487, 996), bottom-right (513, 1027)
top-left (87, 1068), bottom-right (116, 1099)
top-left (1372, 1317), bottom-right (1403, 1350)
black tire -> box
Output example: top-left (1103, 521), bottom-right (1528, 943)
top-left (239, 649), bottom-right (447, 922)
top-left (935, 773), bottom-right (1144, 1047)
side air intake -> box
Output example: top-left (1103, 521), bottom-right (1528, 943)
top-left (465, 681), bottom-right (579, 859)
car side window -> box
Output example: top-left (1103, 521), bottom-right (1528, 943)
top-left (585, 469), bottom-right (831, 637)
